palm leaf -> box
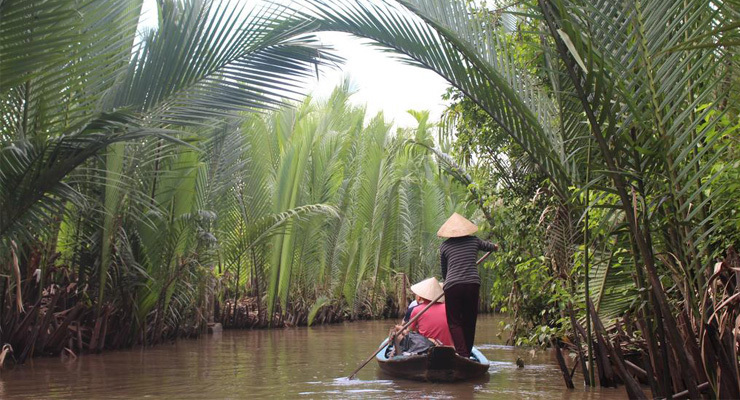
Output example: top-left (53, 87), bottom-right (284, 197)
top-left (301, 0), bottom-right (573, 197)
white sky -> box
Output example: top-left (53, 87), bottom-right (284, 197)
top-left (139, 0), bottom-right (451, 128)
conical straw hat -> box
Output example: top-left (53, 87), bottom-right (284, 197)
top-left (411, 277), bottom-right (445, 303)
top-left (437, 212), bottom-right (477, 238)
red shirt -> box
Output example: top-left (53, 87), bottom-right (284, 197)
top-left (410, 302), bottom-right (454, 346)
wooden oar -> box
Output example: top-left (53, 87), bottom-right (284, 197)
top-left (347, 251), bottom-right (493, 380)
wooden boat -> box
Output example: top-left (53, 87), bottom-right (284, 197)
top-left (375, 339), bottom-right (490, 382)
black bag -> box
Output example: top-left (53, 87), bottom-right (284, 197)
top-left (392, 331), bottom-right (434, 356)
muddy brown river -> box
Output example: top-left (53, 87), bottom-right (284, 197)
top-left (1, 315), bottom-right (632, 398)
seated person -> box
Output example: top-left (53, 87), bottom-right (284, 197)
top-left (402, 298), bottom-right (419, 324)
top-left (388, 277), bottom-right (453, 356)
top-left (407, 277), bottom-right (454, 347)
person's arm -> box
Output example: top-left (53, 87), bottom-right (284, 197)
top-left (440, 247), bottom-right (448, 280)
top-left (477, 237), bottom-right (499, 252)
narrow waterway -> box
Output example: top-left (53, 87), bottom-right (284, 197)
top-left (1, 315), bottom-right (630, 398)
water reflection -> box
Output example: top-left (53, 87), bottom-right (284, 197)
top-left (1, 315), bottom-right (630, 399)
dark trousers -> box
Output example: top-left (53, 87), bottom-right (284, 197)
top-left (444, 283), bottom-right (479, 357)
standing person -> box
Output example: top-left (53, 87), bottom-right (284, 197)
top-left (438, 213), bottom-right (498, 358)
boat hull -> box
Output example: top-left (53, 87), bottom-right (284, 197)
top-left (376, 341), bottom-right (490, 382)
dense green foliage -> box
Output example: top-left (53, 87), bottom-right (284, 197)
top-left (3, 0), bottom-right (740, 397)
top-left (301, 0), bottom-right (739, 396)
top-left (435, 0), bottom-right (740, 350)
top-left (1, 0), bottom-right (493, 360)
top-left (0, 0), bottom-right (341, 353)
top-left (217, 84), bottom-right (483, 326)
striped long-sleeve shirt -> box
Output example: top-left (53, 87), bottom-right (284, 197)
top-left (440, 236), bottom-right (496, 290)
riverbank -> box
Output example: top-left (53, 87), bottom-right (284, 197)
top-left (0, 286), bottom-right (204, 366)
top-left (216, 292), bottom-right (447, 329)
top-left (1, 284), bottom-right (497, 367)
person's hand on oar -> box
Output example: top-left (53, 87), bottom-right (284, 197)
top-left (388, 325), bottom-right (406, 339)
top-left (388, 324), bottom-right (412, 357)
top-left (387, 325), bottom-right (401, 357)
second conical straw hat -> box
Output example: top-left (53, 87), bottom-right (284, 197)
top-left (410, 277), bottom-right (445, 303)
top-left (437, 212), bottom-right (478, 238)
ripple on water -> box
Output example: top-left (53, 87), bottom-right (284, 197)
top-left (322, 377), bottom-right (394, 386)
top-left (475, 343), bottom-right (516, 350)
top-left (300, 381), bottom-right (392, 398)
